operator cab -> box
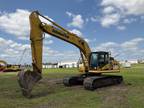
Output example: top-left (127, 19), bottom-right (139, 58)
top-left (89, 51), bottom-right (111, 69)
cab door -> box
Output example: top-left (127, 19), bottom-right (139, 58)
top-left (89, 52), bottom-right (109, 69)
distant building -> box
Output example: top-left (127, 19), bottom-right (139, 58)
top-left (121, 60), bottom-right (131, 68)
top-left (120, 59), bottom-right (138, 64)
top-left (58, 61), bottom-right (77, 68)
top-left (42, 61), bottom-right (78, 69)
top-left (43, 63), bottom-right (58, 68)
top-left (138, 59), bottom-right (144, 64)
top-left (128, 60), bottom-right (138, 64)
top-left (120, 59), bottom-right (139, 68)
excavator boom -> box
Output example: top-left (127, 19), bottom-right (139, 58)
top-left (30, 11), bottom-right (91, 73)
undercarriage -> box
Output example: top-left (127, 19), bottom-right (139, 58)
top-left (63, 73), bottom-right (123, 90)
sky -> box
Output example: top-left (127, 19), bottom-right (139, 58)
top-left (0, 0), bottom-right (144, 64)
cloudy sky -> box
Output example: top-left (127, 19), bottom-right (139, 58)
top-left (0, 0), bottom-right (144, 64)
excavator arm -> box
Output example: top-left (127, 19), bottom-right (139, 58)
top-left (18, 11), bottom-right (91, 98)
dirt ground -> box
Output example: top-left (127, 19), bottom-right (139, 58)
top-left (35, 77), bottom-right (131, 108)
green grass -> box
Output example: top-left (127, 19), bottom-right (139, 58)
top-left (0, 64), bottom-right (144, 108)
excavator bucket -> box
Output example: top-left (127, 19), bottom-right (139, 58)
top-left (18, 70), bottom-right (42, 98)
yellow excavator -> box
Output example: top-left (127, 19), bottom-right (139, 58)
top-left (0, 60), bottom-right (7, 72)
top-left (0, 60), bottom-right (21, 72)
top-left (18, 11), bottom-right (123, 98)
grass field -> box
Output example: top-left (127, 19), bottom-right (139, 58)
top-left (0, 64), bottom-right (144, 108)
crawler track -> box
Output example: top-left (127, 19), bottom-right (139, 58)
top-left (63, 74), bottom-right (123, 90)
top-left (83, 75), bottom-right (123, 90)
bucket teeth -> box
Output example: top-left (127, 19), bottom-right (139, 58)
top-left (17, 70), bottom-right (42, 98)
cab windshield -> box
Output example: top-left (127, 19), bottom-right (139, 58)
top-left (90, 52), bottom-right (109, 69)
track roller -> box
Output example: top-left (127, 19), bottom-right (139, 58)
top-left (83, 75), bottom-right (123, 90)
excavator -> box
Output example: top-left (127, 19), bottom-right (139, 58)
top-left (0, 60), bottom-right (21, 72)
top-left (0, 60), bottom-right (7, 72)
top-left (18, 11), bottom-right (123, 98)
